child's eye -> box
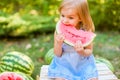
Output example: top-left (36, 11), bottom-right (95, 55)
top-left (61, 15), bottom-right (64, 17)
top-left (69, 17), bottom-right (73, 19)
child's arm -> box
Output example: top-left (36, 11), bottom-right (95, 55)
top-left (54, 31), bottom-right (64, 57)
top-left (74, 41), bottom-right (93, 56)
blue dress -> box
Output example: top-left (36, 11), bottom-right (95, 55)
top-left (48, 43), bottom-right (98, 80)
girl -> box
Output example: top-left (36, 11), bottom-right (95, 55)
top-left (48, 0), bottom-right (98, 80)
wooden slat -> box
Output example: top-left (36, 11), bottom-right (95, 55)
top-left (40, 63), bottom-right (119, 80)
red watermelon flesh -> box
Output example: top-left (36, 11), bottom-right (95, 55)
top-left (0, 72), bottom-right (23, 80)
top-left (56, 21), bottom-right (96, 47)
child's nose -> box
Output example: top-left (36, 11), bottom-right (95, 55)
top-left (63, 17), bottom-right (69, 24)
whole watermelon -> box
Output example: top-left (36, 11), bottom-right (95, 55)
top-left (0, 51), bottom-right (34, 75)
top-left (95, 57), bottom-right (114, 72)
top-left (45, 48), bottom-right (55, 64)
top-left (0, 71), bottom-right (33, 80)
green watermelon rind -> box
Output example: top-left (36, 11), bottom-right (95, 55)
top-left (95, 57), bottom-right (114, 72)
top-left (56, 21), bottom-right (96, 47)
top-left (45, 48), bottom-right (54, 64)
top-left (0, 51), bottom-right (34, 75)
top-left (16, 72), bottom-right (34, 80)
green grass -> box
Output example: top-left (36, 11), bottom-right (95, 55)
top-left (0, 34), bottom-right (54, 79)
top-left (94, 32), bottom-right (120, 79)
top-left (0, 32), bottom-right (120, 79)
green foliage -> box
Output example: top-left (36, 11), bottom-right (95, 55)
top-left (0, 0), bottom-right (119, 36)
top-left (0, 13), bottom-right (55, 37)
top-left (0, 0), bottom-right (61, 15)
top-left (89, 0), bottom-right (120, 31)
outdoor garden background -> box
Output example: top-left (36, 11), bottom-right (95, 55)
top-left (0, 0), bottom-right (120, 79)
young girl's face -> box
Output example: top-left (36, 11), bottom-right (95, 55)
top-left (60, 8), bottom-right (81, 28)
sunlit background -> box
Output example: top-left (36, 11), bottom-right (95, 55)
top-left (0, 0), bottom-right (120, 79)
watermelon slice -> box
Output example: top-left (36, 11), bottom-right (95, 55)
top-left (56, 21), bottom-right (96, 47)
top-left (0, 72), bottom-right (33, 80)
top-left (0, 72), bottom-right (23, 80)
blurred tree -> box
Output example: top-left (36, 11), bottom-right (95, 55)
top-left (0, 0), bottom-right (119, 32)
top-left (88, 0), bottom-right (120, 31)
top-left (0, 0), bottom-right (61, 15)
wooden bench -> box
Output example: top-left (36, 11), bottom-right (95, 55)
top-left (40, 63), bottom-right (119, 80)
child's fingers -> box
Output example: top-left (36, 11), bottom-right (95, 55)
top-left (59, 34), bottom-right (65, 40)
top-left (56, 33), bottom-right (65, 42)
top-left (75, 41), bottom-right (82, 47)
top-left (76, 40), bottom-right (82, 44)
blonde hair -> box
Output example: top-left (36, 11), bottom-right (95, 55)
top-left (59, 0), bottom-right (95, 32)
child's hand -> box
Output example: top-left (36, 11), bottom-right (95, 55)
top-left (55, 33), bottom-right (65, 45)
top-left (74, 41), bottom-right (84, 55)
